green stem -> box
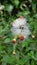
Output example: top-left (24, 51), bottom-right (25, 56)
top-left (31, 59), bottom-right (34, 65)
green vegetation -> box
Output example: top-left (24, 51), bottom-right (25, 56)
top-left (0, 0), bottom-right (37, 65)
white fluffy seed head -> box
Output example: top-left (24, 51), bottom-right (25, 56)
top-left (11, 17), bottom-right (31, 39)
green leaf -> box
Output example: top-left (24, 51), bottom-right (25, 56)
top-left (0, 45), bottom-right (5, 50)
top-left (4, 38), bottom-right (11, 43)
top-left (18, 56), bottom-right (29, 65)
top-left (13, 0), bottom-right (19, 8)
top-left (2, 62), bottom-right (6, 65)
top-left (2, 54), bottom-right (16, 64)
top-left (5, 4), bottom-right (13, 13)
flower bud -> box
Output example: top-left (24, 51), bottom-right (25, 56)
top-left (13, 50), bottom-right (16, 55)
top-left (18, 35), bottom-right (24, 40)
top-left (32, 35), bottom-right (35, 38)
top-left (11, 39), bottom-right (16, 43)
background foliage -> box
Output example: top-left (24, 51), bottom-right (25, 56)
top-left (0, 0), bottom-right (37, 65)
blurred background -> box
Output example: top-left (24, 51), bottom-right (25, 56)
top-left (0, 0), bottom-right (37, 65)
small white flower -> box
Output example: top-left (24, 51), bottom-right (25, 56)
top-left (0, 5), bottom-right (5, 10)
top-left (11, 17), bottom-right (31, 39)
